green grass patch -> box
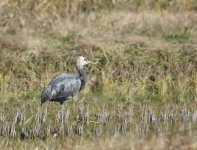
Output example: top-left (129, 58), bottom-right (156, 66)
top-left (162, 32), bottom-right (190, 42)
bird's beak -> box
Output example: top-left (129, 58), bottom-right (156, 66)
top-left (87, 61), bottom-right (98, 64)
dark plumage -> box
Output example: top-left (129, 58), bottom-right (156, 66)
top-left (41, 56), bottom-right (95, 105)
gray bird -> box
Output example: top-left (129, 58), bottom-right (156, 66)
top-left (41, 56), bottom-right (95, 106)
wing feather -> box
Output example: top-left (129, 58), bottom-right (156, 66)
top-left (41, 73), bottom-right (81, 104)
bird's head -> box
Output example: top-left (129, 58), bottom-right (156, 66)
top-left (76, 56), bottom-right (96, 68)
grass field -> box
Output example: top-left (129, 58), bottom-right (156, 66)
top-left (0, 0), bottom-right (197, 149)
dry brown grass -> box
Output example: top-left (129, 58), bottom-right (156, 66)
top-left (0, 133), bottom-right (197, 150)
top-left (0, 0), bottom-right (197, 149)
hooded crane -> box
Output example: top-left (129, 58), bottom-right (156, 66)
top-left (41, 56), bottom-right (95, 105)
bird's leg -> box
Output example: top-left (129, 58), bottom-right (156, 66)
top-left (59, 104), bottom-right (65, 136)
top-left (71, 97), bottom-right (75, 108)
top-left (60, 104), bottom-right (65, 123)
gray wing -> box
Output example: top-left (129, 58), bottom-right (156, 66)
top-left (41, 73), bottom-right (81, 104)
top-left (50, 72), bottom-right (78, 85)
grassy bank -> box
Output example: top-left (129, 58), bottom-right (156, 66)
top-left (0, 0), bottom-right (197, 149)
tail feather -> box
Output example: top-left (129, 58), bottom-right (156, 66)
top-left (41, 87), bottom-right (50, 105)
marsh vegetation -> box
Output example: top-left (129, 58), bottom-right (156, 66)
top-left (0, 0), bottom-right (197, 149)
